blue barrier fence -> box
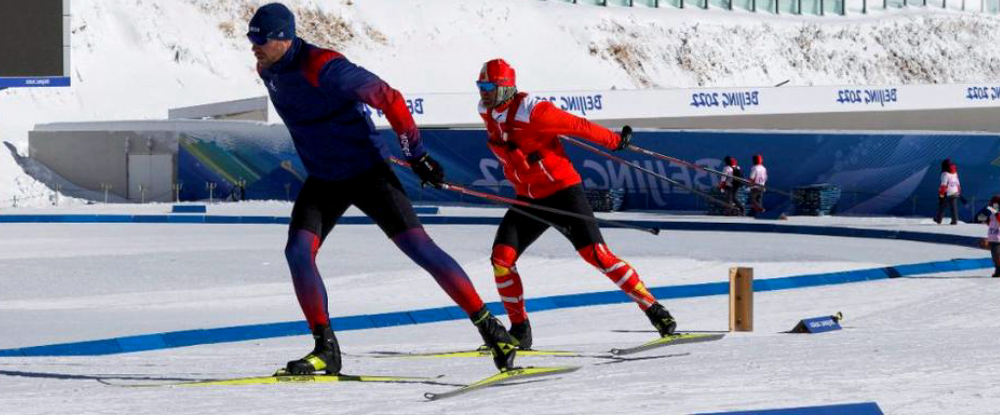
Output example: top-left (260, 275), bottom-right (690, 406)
top-left (0, 207), bottom-right (439, 224)
top-left (0, 212), bottom-right (983, 249)
top-left (0, 256), bottom-right (990, 357)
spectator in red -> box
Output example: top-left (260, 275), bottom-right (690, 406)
top-left (934, 159), bottom-right (961, 225)
top-left (748, 154), bottom-right (767, 214)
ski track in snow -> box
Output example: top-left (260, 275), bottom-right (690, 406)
top-left (1, 212), bottom-right (999, 414)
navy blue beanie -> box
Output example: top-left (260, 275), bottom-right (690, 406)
top-left (247, 3), bottom-right (296, 43)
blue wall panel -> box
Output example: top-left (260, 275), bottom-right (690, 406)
top-left (177, 129), bottom-right (1000, 218)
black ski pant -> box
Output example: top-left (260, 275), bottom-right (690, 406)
top-left (493, 185), bottom-right (604, 252)
top-left (935, 195), bottom-right (959, 224)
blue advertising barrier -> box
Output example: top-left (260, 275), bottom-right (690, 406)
top-left (0, 212), bottom-right (983, 250)
top-left (0, 257), bottom-right (990, 357)
top-left (171, 205), bottom-right (207, 213)
top-left (177, 129), bottom-right (1000, 219)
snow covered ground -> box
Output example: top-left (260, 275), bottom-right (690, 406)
top-left (1, 205), bottom-right (998, 414)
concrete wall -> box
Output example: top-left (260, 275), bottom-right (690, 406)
top-left (168, 96), bottom-right (269, 122)
top-left (28, 130), bottom-right (177, 201)
top-left (28, 120), bottom-right (291, 203)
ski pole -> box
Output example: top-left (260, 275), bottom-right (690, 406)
top-left (440, 182), bottom-right (659, 235)
top-left (387, 157), bottom-right (660, 235)
top-left (508, 205), bottom-right (573, 238)
top-left (625, 144), bottom-right (795, 198)
top-left (560, 136), bottom-right (735, 211)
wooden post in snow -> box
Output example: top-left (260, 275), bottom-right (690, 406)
top-left (729, 267), bottom-right (754, 332)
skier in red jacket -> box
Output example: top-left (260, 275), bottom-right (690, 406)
top-left (475, 58), bottom-right (677, 349)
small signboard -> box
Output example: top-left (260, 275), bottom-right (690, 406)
top-left (790, 312), bottom-right (843, 334)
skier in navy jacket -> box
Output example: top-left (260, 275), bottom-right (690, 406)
top-left (248, 3), bottom-right (516, 375)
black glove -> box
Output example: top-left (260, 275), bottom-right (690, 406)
top-left (615, 125), bottom-right (633, 151)
top-left (411, 154), bottom-right (445, 188)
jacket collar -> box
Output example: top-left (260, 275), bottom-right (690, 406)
top-left (267, 37), bottom-right (304, 74)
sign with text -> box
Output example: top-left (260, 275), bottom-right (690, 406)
top-left (351, 83), bottom-right (1000, 129)
top-left (790, 313), bottom-right (843, 334)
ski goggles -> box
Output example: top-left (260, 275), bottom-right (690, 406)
top-left (247, 31), bottom-right (270, 46)
top-left (476, 81), bottom-right (498, 92)
top-left (247, 24), bottom-right (291, 46)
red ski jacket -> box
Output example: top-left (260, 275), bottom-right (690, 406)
top-left (478, 93), bottom-right (622, 199)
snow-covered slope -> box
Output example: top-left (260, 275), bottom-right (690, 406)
top-left (2, 0), bottom-right (1000, 206)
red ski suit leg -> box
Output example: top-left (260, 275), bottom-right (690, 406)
top-left (491, 244), bottom-right (528, 324)
top-left (578, 243), bottom-right (657, 310)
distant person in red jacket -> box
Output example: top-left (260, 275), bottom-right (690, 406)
top-left (934, 159), bottom-right (961, 225)
top-left (474, 58), bottom-right (677, 349)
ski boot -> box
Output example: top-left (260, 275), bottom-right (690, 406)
top-left (509, 320), bottom-right (533, 350)
top-left (472, 306), bottom-right (517, 371)
top-left (644, 303), bottom-right (677, 337)
top-left (285, 324), bottom-right (341, 375)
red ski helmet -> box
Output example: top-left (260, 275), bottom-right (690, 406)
top-left (478, 59), bottom-right (516, 87)
top-left (752, 154), bottom-right (763, 165)
top-left (477, 59), bottom-right (517, 108)
top-left (724, 156), bottom-right (736, 167)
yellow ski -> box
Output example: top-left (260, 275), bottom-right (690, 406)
top-left (370, 346), bottom-right (585, 359)
top-left (424, 366), bottom-right (580, 401)
top-left (99, 371), bottom-right (446, 388)
top-left (610, 333), bottom-right (725, 356)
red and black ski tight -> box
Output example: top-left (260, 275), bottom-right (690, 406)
top-left (287, 165), bottom-right (486, 330)
top-left (490, 185), bottom-right (660, 322)
top-left (491, 244), bottom-right (527, 324)
top-left (577, 243), bottom-right (657, 310)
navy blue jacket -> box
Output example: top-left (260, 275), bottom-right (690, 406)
top-left (259, 38), bottom-right (425, 181)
